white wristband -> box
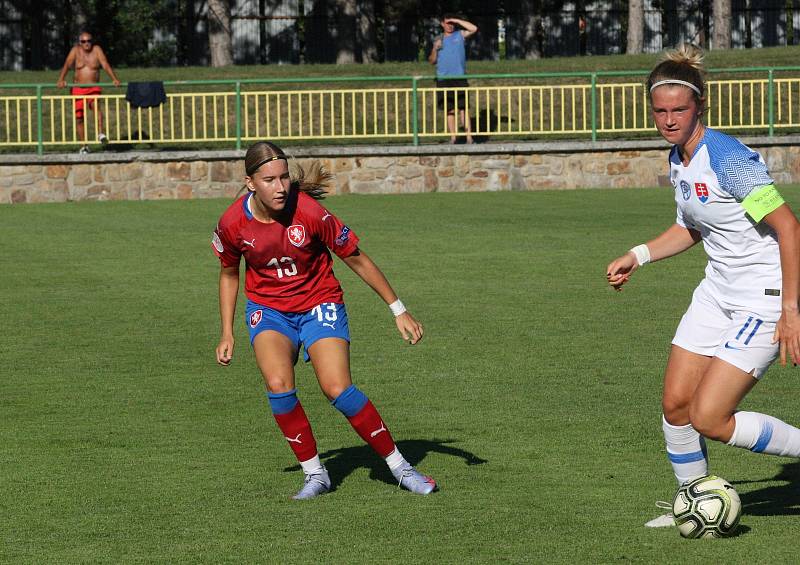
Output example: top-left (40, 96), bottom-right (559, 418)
top-left (389, 299), bottom-right (406, 317)
top-left (629, 244), bottom-right (651, 266)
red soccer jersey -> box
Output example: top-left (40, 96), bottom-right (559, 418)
top-left (212, 190), bottom-right (360, 312)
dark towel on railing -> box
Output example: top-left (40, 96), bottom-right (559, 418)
top-left (125, 82), bottom-right (167, 108)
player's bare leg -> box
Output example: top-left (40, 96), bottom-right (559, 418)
top-left (695, 358), bottom-right (800, 456)
top-left (310, 338), bottom-right (437, 494)
top-left (255, 330), bottom-right (329, 499)
top-left (647, 346), bottom-right (711, 527)
top-left (689, 358), bottom-right (756, 443)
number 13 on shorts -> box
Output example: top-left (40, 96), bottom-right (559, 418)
top-left (303, 303), bottom-right (350, 347)
top-left (311, 303), bottom-right (338, 324)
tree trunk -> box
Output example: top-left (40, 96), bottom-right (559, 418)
top-left (208, 0), bottom-right (233, 67)
top-left (358, 0), bottom-right (378, 63)
top-left (335, 0), bottom-right (357, 64)
top-left (712, 0), bottom-right (731, 49)
top-left (627, 0), bottom-right (644, 54)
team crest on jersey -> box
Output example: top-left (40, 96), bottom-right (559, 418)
top-left (249, 310), bottom-right (263, 328)
top-left (694, 182), bottom-right (709, 203)
top-left (287, 224), bottom-right (306, 247)
top-left (680, 180), bottom-right (691, 201)
top-left (335, 226), bottom-right (351, 247)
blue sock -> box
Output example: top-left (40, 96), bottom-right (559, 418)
top-left (267, 389), bottom-right (299, 415)
top-left (331, 384), bottom-right (368, 417)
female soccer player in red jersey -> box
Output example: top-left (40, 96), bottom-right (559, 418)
top-left (212, 141), bottom-right (436, 499)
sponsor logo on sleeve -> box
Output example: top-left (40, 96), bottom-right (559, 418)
top-left (335, 226), bottom-right (351, 247)
top-left (680, 180), bottom-right (691, 201)
top-left (287, 224), bottom-right (306, 247)
top-left (212, 231), bottom-right (224, 253)
top-left (694, 182), bottom-right (709, 203)
top-left (249, 309), bottom-right (263, 328)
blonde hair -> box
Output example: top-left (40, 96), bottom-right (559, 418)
top-left (243, 141), bottom-right (332, 200)
top-left (647, 44), bottom-right (706, 105)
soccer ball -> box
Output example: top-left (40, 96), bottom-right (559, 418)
top-left (672, 475), bottom-right (742, 539)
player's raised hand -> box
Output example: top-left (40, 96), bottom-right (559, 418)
top-left (773, 309), bottom-right (800, 366)
top-left (606, 252), bottom-right (639, 292)
top-left (396, 312), bottom-right (423, 345)
top-left (216, 336), bottom-right (235, 365)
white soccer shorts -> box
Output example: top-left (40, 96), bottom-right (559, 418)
top-left (672, 283), bottom-right (779, 378)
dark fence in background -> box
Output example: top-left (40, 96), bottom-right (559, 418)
top-left (0, 0), bottom-right (797, 71)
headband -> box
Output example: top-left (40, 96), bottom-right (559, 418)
top-left (246, 154), bottom-right (286, 176)
top-left (649, 79), bottom-right (702, 96)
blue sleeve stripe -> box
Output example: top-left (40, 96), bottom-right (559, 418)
top-left (267, 389), bottom-right (299, 415)
top-left (752, 422), bottom-right (774, 453)
top-left (667, 450), bottom-right (706, 464)
top-left (331, 384), bottom-right (369, 418)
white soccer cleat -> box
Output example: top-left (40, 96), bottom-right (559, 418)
top-left (645, 501), bottom-right (675, 528)
top-left (98, 132), bottom-right (109, 145)
top-left (292, 467), bottom-right (331, 500)
top-left (392, 465), bottom-right (437, 495)
top-left (78, 145), bottom-right (90, 154)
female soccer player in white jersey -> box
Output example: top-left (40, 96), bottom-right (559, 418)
top-left (606, 45), bottom-right (800, 527)
top-left (212, 141), bottom-right (436, 499)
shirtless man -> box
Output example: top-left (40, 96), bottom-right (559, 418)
top-left (57, 32), bottom-right (121, 153)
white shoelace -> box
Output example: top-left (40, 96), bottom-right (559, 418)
top-left (397, 467), bottom-right (414, 489)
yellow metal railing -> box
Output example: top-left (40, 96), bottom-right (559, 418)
top-left (2, 70), bottom-right (800, 153)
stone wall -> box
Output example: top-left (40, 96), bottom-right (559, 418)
top-left (4, 137), bottom-right (800, 204)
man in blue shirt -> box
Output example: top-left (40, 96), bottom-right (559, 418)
top-left (428, 14), bottom-right (478, 144)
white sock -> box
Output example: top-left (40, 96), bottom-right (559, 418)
top-left (663, 415), bottom-right (708, 485)
top-left (299, 455), bottom-right (324, 475)
top-left (728, 411), bottom-right (800, 457)
top-left (384, 448), bottom-right (408, 471)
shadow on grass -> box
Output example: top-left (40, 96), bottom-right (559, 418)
top-left (283, 438), bottom-right (487, 490)
top-left (733, 460), bottom-right (800, 516)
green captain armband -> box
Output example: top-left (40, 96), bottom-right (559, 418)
top-left (741, 184), bottom-right (785, 222)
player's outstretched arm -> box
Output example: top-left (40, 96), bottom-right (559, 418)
top-left (341, 249), bottom-right (423, 345)
top-left (216, 266), bottom-right (240, 365)
top-left (606, 223), bottom-right (700, 291)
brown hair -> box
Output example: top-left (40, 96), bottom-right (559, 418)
top-left (646, 43), bottom-right (706, 106)
top-left (243, 141), bottom-right (331, 200)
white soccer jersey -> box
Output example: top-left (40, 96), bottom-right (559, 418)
top-left (669, 128), bottom-right (780, 312)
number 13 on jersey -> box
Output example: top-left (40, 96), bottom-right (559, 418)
top-left (266, 256), bottom-right (298, 278)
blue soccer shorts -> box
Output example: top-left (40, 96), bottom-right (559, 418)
top-left (245, 300), bottom-right (350, 362)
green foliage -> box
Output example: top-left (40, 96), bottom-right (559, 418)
top-left (83, 0), bottom-right (177, 67)
top-left (3, 188), bottom-right (800, 561)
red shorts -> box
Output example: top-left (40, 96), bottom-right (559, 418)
top-left (71, 86), bottom-right (102, 120)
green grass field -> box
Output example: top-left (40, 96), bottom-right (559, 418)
top-left (3, 188), bottom-right (800, 563)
